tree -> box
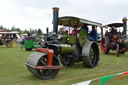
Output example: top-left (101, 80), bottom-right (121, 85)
top-left (34, 29), bottom-right (37, 34)
top-left (37, 28), bottom-right (43, 35)
top-left (0, 25), bottom-right (4, 29)
top-left (24, 29), bottom-right (28, 34)
top-left (11, 26), bottom-right (15, 31)
top-left (31, 29), bottom-right (35, 34)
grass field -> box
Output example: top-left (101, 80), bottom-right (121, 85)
top-left (0, 45), bottom-right (128, 85)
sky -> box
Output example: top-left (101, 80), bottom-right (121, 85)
top-left (0, 0), bottom-right (127, 33)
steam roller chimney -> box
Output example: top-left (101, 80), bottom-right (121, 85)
top-left (52, 7), bottom-right (59, 34)
top-left (122, 17), bottom-right (127, 35)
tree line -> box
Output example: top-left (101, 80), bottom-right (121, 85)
top-left (0, 25), bottom-right (43, 35)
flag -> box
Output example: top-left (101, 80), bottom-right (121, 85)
top-left (73, 71), bottom-right (128, 85)
top-left (99, 75), bottom-right (114, 85)
top-left (119, 72), bottom-right (128, 80)
top-left (64, 26), bottom-right (73, 34)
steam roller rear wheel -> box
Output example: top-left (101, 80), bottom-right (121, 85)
top-left (6, 42), bottom-right (11, 48)
top-left (82, 41), bottom-right (99, 68)
top-left (120, 50), bottom-right (125, 54)
top-left (10, 40), bottom-right (17, 48)
top-left (101, 37), bottom-right (110, 54)
top-left (116, 44), bottom-right (119, 57)
top-left (25, 52), bottom-right (60, 80)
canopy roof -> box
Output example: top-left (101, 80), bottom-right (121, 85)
top-left (58, 16), bottom-right (102, 27)
top-left (0, 31), bottom-right (19, 34)
top-left (107, 23), bottom-right (123, 27)
top-left (102, 23), bottom-right (123, 28)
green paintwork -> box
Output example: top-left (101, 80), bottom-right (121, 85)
top-left (67, 35), bottom-right (77, 44)
top-left (24, 40), bottom-right (33, 49)
top-left (33, 45), bottom-right (41, 48)
top-left (78, 28), bottom-right (88, 47)
top-left (62, 32), bottom-right (77, 44)
top-left (60, 44), bottom-right (75, 54)
top-left (62, 32), bottom-right (68, 43)
top-left (99, 75), bottom-right (114, 85)
top-left (33, 40), bottom-right (41, 48)
top-left (24, 39), bottom-right (41, 49)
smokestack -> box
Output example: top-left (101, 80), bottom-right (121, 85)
top-left (122, 17), bottom-right (127, 35)
top-left (46, 27), bottom-right (49, 35)
top-left (52, 7), bottom-right (59, 34)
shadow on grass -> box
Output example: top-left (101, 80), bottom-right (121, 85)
top-left (101, 51), bottom-right (128, 57)
top-left (108, 52), bottom-right (128, 58)
top-left (108, 52), bottom-right (116, 56)
top-left (0, 45), bottom-right (8, 48)
top-left (61, 62), bottom-right (89, 70)
top-left (25, 74), bottom-right (41, 81)
top-left (0, 47), bottom-right (7, 49)
top-left (21, 49), bottom-right (35, 52)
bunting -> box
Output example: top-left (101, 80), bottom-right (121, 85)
top-left (73, 71), bottom-right (128, 85)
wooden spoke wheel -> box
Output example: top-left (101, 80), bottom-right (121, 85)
top-left (10, 41), bottom-right (17, 48)
top-left (116, 44), bottom-right (120, 57)
top-left (101, 37), bottom-right (110, 54)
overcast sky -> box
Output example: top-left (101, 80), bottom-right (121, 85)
top-left (0, 0), bottom-right (127, 32)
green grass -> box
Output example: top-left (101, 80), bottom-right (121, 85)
top-left (0, 45), bottom-right (128, 85)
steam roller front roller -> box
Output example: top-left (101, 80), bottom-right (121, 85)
top-left (82, 41), bottom-right (99, 68)
top-left (25, 48), bottom-right (61, 80)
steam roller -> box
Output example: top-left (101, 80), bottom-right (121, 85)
top-left (25, 7), bottom-right (101, 80)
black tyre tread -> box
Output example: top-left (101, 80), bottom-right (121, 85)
top-left (120, 51), bottom-right (125, 54)
top-left (37, 56), bottom-right (60, 80)
top-left (6, 42), bottom-right (10, 48)
top-left (83, 43), bottom-right (99, 68)
top-left (82, 41), bottom-right (99, 68)
top-left (104, 37), bottom-right (110, 54)
top-left (116, 44), bottom-right (120, 57)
